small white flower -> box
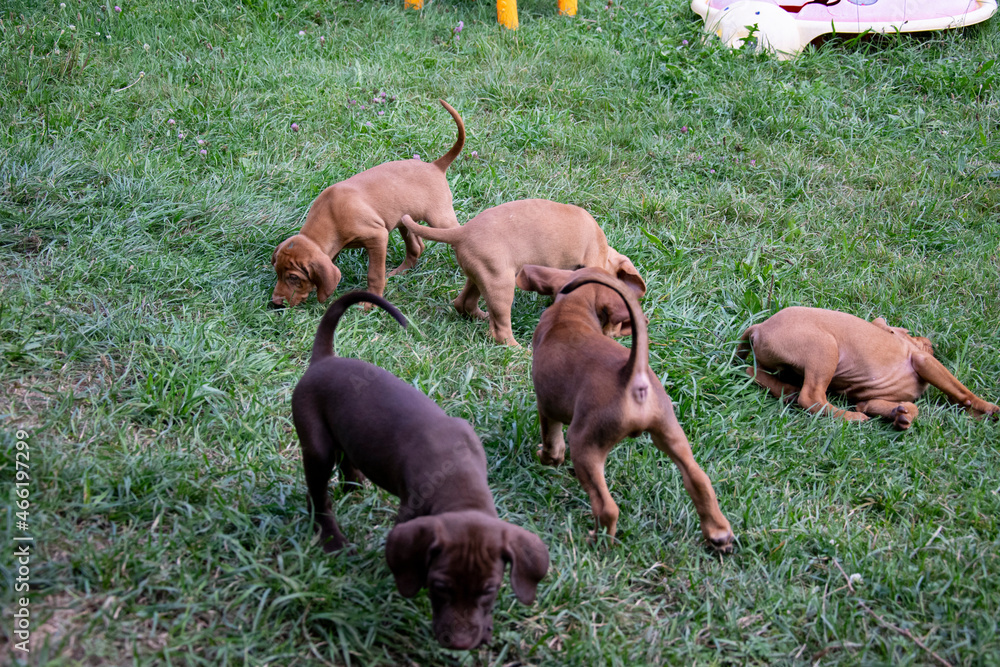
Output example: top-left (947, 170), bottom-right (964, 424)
top-left (143, 43), bottom-right (149, 51)
top-left (69, 24), bottom-right (75, 30)
top-left (60, 2), bottom-right (66, 7)
top-left (298, 30), bottom-right (305, 36)
top-left (849, 573), bottom-right (863, 585)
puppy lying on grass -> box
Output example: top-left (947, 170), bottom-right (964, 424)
top-left (738, 306), bottom-right (999, 429)
top-left (292, 291), bottom-right (549, 650)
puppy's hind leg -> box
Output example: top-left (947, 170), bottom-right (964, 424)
top-left (855, 399), bottom-right (919, 430)
top-left (744, 365), bottom-right (801, 403)
top-left (453, 279), bottom-right (487, 320)
top-left (649, 395), bottom-right (734, 552)
top-left (798, 362), bottom-right (868, 422)
top-left (484, 279), bottom-right (519, 346)
top-left (389, 224), bottom-right (424, 277)
top-left (297, 424), bottom-right (350, 553)
top-left (536, 412), bottom-right (566, 466)
top-left (567, 423), bottom-right (619, 542)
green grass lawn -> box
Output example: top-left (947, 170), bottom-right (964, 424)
top-left (3, 0), bottom-right (999, 664)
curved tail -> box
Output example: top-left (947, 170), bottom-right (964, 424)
top-left (559, 273), bottom-right (651, 403)
top-left (432, 99), bottom-right (465, 172)
top-left (310, 291), bottom-right (407, 364)
top-left (399, 213), bottom-right (465, 245)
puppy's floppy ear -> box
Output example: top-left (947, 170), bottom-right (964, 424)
top-left (501, 525), bottom-right (549, 605)
top-left (271, 246), bottom-right (279, 267)
top-left (515, 265), bottom-right (570, 296)
top-left (307, 257), bottom-right (341, 303)
top-left (386, 517), bottom-right (443, 598)
top-left (608, 250), bottom-right (646, 297)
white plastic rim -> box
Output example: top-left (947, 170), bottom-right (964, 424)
top-left (691, 0), bottom-right (999, 58)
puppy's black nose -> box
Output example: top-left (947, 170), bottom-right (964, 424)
top-left (268, 299), bottom-right (285, 310)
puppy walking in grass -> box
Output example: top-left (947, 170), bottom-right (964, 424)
top-left (517, 265), bottom-right (735, 551)
top-left (400, 199), bottom-right (645, 345)
top-left (270, 100), bottom-right (465, 308)
top-left (292, 291), bottom-right (549, 650)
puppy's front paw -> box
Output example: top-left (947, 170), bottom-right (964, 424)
top-left (704, 524), bottom-right (735, 554)
top-left (320, 536), bottom-right (352, 555)
top-left (709, 534), bottom-right (735, 554)
top-left (970, 401), bottom-right (1000, 420)
top-left (843, 411), bottom-right (870, 422)
top-left (890, 403), bottom-right (918, 430)
top-left (587, 529), bottom-right (615, 546)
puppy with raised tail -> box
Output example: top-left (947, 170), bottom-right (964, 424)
top-left (738, 306), bottom-right (999, 429)
top-left (400, 199), bottom-right (646, 345)
top-left (271, 100), bottom-right (465, 308)
top-left (292, 291), bottom-right (549, 650)
top-left (516, 265), bottom-right (735, 551)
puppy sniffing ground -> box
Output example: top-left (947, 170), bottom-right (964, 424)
top-left (292, 291), bottom-right (549, 650)
top-left (270, 100), bottom-right (465, 308)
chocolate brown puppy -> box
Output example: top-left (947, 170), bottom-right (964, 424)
top-left (292, 291), bottom-right (549, 649)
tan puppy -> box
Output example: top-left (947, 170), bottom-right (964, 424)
top-left (516, 265), bottom-right (735, 551)
top-left (738, 306), bottom-right (999, 429)
top-left (270, 100), bottom-right (465, 308)
top-left (400, 199), bottom-right (646, 345)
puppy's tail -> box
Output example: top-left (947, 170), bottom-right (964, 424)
top-left (399, 214), bottom-right (465, 245)
top-left (310, 291), bottom-right (407, 364)
top-left (559, 272), bottom-right (652, 405)
top-left (432, 99), bottom-right (465, 172)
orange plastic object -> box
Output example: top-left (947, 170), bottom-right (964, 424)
top-left (497, 0), bottom-right (519, 29)
top-left (404, 0), bottom-right (576, 28)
